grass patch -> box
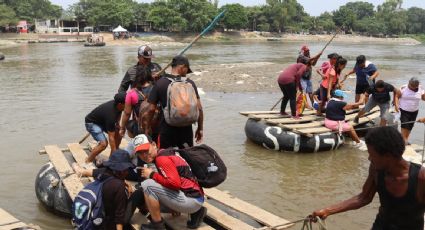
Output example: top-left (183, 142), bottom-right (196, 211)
top-left (402, 34), bottom-right (425, 43)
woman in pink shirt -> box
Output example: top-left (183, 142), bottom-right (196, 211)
top-left (277, 63), bottom-right (307, 118)
top-left (396, 77), bottom-right (425, 144)
top-left (119, 66), bottom-right (153, 137)
top-left (317, 57), bottom-right (347, 116)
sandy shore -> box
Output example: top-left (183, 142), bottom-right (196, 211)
top-left (189, 62), bottom-right (408, 93)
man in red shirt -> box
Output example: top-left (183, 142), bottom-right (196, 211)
top-left (134, 134), bottom-right (206, 229)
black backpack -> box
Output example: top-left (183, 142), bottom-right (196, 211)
top-left (176, 144), bottom-right (227, 188)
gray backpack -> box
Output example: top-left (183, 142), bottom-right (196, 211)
top-left (164, 77), bottom-right (199, 127)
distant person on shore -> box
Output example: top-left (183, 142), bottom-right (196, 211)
top-left (297, 45), bottom-right (323, 107)
top-left (396, 77), bottom-right (425, 144)
top-left (317, 57), bottom-right (347, 116)
top-left (118, 45), bottom-right (162, 93)
top-left (119, 66), bottom-right (153, 138)
top-left (84, 93), bottom-right (126, 164)
top-left (143, 55), bottom-right (203, 149)
top-left (341, 55), bottom-right (380, 103)
top-left (353, 80), bottom-right (400, 126)
top-left (312, 126), bottom-right (425, 230)
top-left (324, 90), bottom-right (365, 149)
top-left (316, 53), bottom-right (340, 80)
top-left (277, 62), bottom-right (307, 119)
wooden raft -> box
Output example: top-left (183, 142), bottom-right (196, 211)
top-left (40, 141), bottom-right (291, 230)
top-left (241, 107), bottom-right (380, 137)
top-left (0, 208), bottom-right (37, 230)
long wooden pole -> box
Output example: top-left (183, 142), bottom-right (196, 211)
top-left (156, 10), bottom-right (226, 76)
top-left (270, 30), bottom-right (339, 111)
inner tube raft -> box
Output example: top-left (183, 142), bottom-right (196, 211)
top-left (35, 162), bottom-right (72, 216)
top-left (0, 53), bottom-right (4, 60)
top-left (84, 42), bottom-right (105, 47)
top-left (245, 118), bottom-right (344, 153)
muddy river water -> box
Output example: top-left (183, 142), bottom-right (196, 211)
top-left (1, 40), bottom-right (425, 229)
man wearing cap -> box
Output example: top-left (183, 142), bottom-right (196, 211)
top-left (325, 89), bottom-right (365, 149)
top-left (143, 55), bottom-right (203, 149)
top-left (93, 149), bottom-right (134, 230)
top-left (118, 45), bottom-right (162, 93)
top-left (85, 92), bottom-right (126, 164)
top-left (133, 134), bottom-right (207, 229)
top-left (354, 80), bottom-right (400, 126)
top-left (341, 55), bottom-right (380, 103)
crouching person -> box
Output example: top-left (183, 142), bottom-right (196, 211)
top-left (134, 134), bottom-right (207, 230)
top-left (325, 90), bottom-right (365, 149)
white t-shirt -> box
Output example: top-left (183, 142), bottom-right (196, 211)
top-left (399, 84), bottom-right (424, 112)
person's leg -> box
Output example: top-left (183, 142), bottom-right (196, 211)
top-left (85, 123), bottom-right (108, 163)
top-left (355, 97), bottom-right (377, 123)
top-left (279, 83), bottom-right (289, 114)
top-left (286, 82), bottom-right (297, 116)
top-left (318, 86), bottom-right (328, 115)
top-left (306, 80), bottom-right (314, 107)
top-left (378, 102), bottom-right (390, 126)
top-left (400, 109), bottom-right (418, 144)
top-left (176, 127), bottom-right (193, 149)
top-left (124, 189), bottom-right (146, 224)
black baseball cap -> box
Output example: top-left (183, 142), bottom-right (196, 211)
top-left (171, 55), bottom-right (193, 73)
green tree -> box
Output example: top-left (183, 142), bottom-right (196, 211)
top-left (0, 4), bottom-right (17, 26)
top-left (170, 0), bottom-right (217, 32)
top-left (315, 12), bottom-right (336, 32)
top-left (376, 0), bottom-right (407, 34)
top-left (344, 1), bottom-right (374, 20)
top-left (332, 6), bottom-right (356, 31)
top-left (85, 0), bottom-right (135, 27)
top-left (406, 7), bottom-right (425, 34)
top-left (148, 1), bottom-right (186, 31)
top-left (246, 6), bottom-right (265, 31)
top-left (220, 4), bottom-right (247, 30)
top-left (3, 0), bottom-right (62, 22)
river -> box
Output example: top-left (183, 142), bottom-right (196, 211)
top-left (0, 40), bottom-right (425, 229)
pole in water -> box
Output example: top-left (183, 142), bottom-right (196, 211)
top-left (270, 97), bottom-right (283, 111)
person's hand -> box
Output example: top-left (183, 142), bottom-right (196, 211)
top-left (152, 72), bottom-right (160, 80)
top-left (125, 181), bottom-right (134, 196)
top-left (141, 167), bottom-right (153, 179)
top-left (195, 128), bottom-right (203, 144)
top-left (417, 117), bottom-right (425, 123)
top-left (119, 128), bottom-right (125, 137)
top-left (312, 208), bottom-right (330, 220)
top-left (327, 93), bottom-right (331, 99)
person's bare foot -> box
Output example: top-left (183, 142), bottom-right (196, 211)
top-left (72, 163), bottom-right (83, 177)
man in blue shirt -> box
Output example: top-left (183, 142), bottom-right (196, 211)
top-left (341, 55), bottom-right (380, 103)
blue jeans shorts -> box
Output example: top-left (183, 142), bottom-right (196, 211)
top-left (85, 123), bottom-right (107, 142)
top-left (301, 78), bottom-right (313, 94)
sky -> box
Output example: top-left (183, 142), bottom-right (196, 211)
top-left (51, 0), bottom-right (425, 16)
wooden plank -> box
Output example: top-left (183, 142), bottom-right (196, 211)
top-left (265, 116), bottom-right (317, 125)
top-left (281, 121), bottom-right (323, 129)
top-left (0, 208), bottom-right (27, 230)
top-left (203, 202), bottom-right (254, 230)
top-left (162, 213), bottom-right (215, 230)
top-left (204, 188), bottom-right (291, 228)
top-left (296, 127), bottom-right (332, 135)
top-left (44, 145), bottom-right (84, 200)
top-left (248, 110), bottom-right (316, 119)
top-left (39, 146), bottom-right (89, 155)
top-left (88, 139), bottom-right (129, 160)
top-left (67, 143), bottom-right (96, 181)
top-left (240, 111), bottom-right (280, 116)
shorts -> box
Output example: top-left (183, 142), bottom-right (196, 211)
top-left (141, 179), bottom-right (203, 214)
top-left (159, 122), bottom-right (193, 149)
top-left (85, 123), bottom-right (107, 142)
top-left (324, 118), bottom-right (352, 132)
top-left (363, 97), bottom-right (390, 120)
top-left (300, 78), bottom-right (313, 94)
top-left (400, 109), bottom-right (418, 131)
top-left (355, 83), bottom-right (370, 95)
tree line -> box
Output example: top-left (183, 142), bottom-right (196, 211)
top-left (1, 0), bottom-right (425, 36)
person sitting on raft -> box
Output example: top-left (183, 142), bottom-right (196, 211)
top-left (317, 57), bottom-right (347, 116)
top-left (277, 61), bottom-right (308, 119)
top-left (325, 90), bottom-right (366, 149)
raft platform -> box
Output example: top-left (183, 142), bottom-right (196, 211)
top-left (241, 107), bottom-right (380, 137)
top-left (38, 140), bottom-right (292, 230)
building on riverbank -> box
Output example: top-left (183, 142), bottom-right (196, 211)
top-left (34, 18), bottom-right (91, 35)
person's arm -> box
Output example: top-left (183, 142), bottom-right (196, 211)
top-left (145, 156), bottom-right (181, 190)
top-left (421, 92), bottom-right (425, 101)
top-left (341, 68), bottom-right (355, 83)
top-left (418, 117), bottom-right (425, 123)
top-left (195, 99), bottom-right (203, 144)
top-left (393, 88), bottom-right (400, 112)
top-left (116, 224), bottom-right (123, 230)
top-left (344, 101), bottom-right (363, 110)
top-left (296, 65), bottom-right (307, 91)
top-left (118, 71), bottom-right (131, 93)
top-left (119, 103), bottom-right (132, 137)
top-left (312, 165), bottom-right (377, 219)
top-left (327, 73), bottom-right (333, 98)
top-left (309, 51), bottom-right (323, 66)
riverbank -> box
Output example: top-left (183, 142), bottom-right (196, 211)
top-left (0, 31), bottom-right (421, 49)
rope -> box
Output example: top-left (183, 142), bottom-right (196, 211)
top-left (270, 216), bottom-right (327, 230)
